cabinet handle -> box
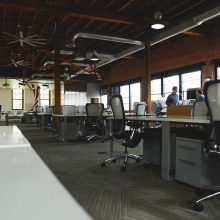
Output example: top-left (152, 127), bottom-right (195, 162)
top-left (178, 158), bottom-right (195, 165)
top-left (178, 144), bottom-right (196, 150)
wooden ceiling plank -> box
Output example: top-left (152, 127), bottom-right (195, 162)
top-left (167, 0), bottom-right (206, 20)
top-left (182, 30), bottom-right (203, 36)
top-left (0, 2), bottom-right (43, 13)
top-left (39, 16), bottom-right (53, 39)
top-left (81, 19), bottom-right (95, 31)
top-left (15, 10), bottom-right (23, 36)
top-left (117, 0), bottom-right (134, 13)
top-left (90, 0), bottom-right (97, 7)
top-left (103, 0), bottom-right (115, 10)
top-left (66, 11), bottom-right (136, 25)
top-left (27, 12), bottom-right (39, 36)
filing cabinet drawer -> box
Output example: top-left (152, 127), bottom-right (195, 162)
top-left (176, 139), bottom-right (201, 162)
top-left (176, 156), bottom-right (202, 187)
top-left (175, 138), bottom-right (203, 187)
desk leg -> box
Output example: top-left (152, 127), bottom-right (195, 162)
top-left (161, 121), bottom-right (172, 181)
top-left (64, 116), bottom-right (67, 142)
top-left (109, 119), bottom-right (113, 158)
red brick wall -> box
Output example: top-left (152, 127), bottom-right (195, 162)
top-left (101, 25), bottom-right (220, 86)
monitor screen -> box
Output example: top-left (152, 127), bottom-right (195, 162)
top-left (187, 88), bottom-right (201, 100)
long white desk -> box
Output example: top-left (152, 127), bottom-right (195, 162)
top-left (0, 126), bottom-right (92, 220)
top-left (108, 115), bottom-right (210, 181)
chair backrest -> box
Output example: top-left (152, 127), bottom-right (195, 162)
top-left (110, 95), bottom-right (125, 120)
top-left (136, 104), bottom-right (146, 116)
top-left (86, 103), bottom-right (104, 117)
top-left (35, 106), bottom-right (43, 113)
top-left (204, 80), bottom-right (220, 144)
top-left (45, 106), bottom-right (54, 113)
top-left (192, 101), bottom-right (208, 117)
top-left (61, 105), bottom-right (75, 115)
top-left (110, 95), bottom-right (126, 136)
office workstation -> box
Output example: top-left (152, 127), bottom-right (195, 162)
top-left (0, 1), bottom-right (220, 219)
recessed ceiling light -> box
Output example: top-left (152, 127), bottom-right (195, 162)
top-left (151, 23), bottom-right (165, 30)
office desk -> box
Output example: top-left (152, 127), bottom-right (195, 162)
top-left (53, 114), bottom-right (87, 142)
top-left (37, 112), bottom-right (53, 132)
top-left (0, 126), bottom-right (92, 220)
top-left (53, 113), bottom-right (110, 142)
top-left (108, 115), bottom-right (210, 181)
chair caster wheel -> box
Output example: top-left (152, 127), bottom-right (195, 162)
top-left (101, 162), bottom-right (106, 167)
top-left (121, 165), bottom-right (126, 172)
top-left (144, 161), bottom-right (150, 167)
top-left (194, 203), bottom-right (203, 212)
top-left (101, 139), bottom-right (105, 143)
top-left (136, 158), bottom-right (141, 163)
top-left (112, 159), bottom-right (116, 163)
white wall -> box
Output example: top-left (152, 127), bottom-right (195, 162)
top-left (0, 88), bottom-right (12, 111)
top-left (0, 79), bottom-right (55, 111)
top-left (87, 83), bottom-right (100, 103)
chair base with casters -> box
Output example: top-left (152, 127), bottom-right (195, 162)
top-left (194, 142), bottom-right (220, 212)
top-left (101, 130), bottom-right (142, 171)
top-left (85, 124), bottom-right (107, 143)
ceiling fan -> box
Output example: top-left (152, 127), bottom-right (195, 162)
top-left (8, 57), bottom-right (31, 68)
top-left (3, 31), bottom-right (47, 47)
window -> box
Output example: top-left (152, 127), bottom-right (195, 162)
top-left (101, 95), bottom-right (108, 108)
top-left (163, 75), bottom-right (179, 99)
top-left (40, 89), bottom-right (50, 107)
top-left (12, 89), bottom-right (23, 110)
top-left (130, 83), bottom-right (140, 110)
top-left (65, 91), bottom-right (87, 105)
top-left (120, 85), bottom-right (129, 110)
top-left (151, 79), bottom-right (161, 100)
top-left (181, 71), bottom-right (201, 99)
top-left (119, 82), bottom-right (141, 111)
top-left (217, 67), bottom-right (220, 79)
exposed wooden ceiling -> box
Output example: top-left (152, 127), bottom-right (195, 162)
top-left (0, 0), bottom-right (219, 81)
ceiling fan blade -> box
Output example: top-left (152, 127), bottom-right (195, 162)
top-left (23, 40), bottom-right (37, 47)
top-left (19, 31), bottom-right (23, 39)
top-left (28, 39), bottom-right (46, 45)
top-left (3, 32), bottom-right (17, 38)
top-left (20, 39), bottom-right (24, 47)
top-left (25, 34), bottom-right (39, 39)
top-left (8, 40), bottom-right (20, 44)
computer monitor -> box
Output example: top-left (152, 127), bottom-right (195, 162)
top-left (187, 88), bottom-right (201, 100)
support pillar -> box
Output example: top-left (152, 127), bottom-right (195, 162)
top-left (142, 30), bottom-right (151, 113)
top-left (54, 17), bottom-right (61, 114)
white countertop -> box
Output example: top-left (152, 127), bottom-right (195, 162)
top-left (0, 126), bottom-right (92, 220)
top-left (0, 126), bottom-right (30, 148)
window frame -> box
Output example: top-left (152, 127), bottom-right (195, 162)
top-left (12, 89), bottom-right (24, 110)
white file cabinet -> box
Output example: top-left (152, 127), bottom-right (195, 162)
top-left (175, 137), bottom-right (220, 188)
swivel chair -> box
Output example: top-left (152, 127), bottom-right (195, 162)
top-left (85, 103), bottom-right (106, 142)
top-left (194, 80), bottom-right (220, 211)
top-left (101, 95), bottom-right (142, 171)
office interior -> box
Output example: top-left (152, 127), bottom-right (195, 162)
top-left (0, 1), bottom-right (220, 220)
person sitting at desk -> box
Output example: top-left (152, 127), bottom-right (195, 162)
top-left (196, 89), bottom-right (205, 102)
top-left (166, 86), bottom-right (179, 106)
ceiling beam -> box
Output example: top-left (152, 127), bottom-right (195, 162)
top-left (65, 11), bottom-right (137, 25)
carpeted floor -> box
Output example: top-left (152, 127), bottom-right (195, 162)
top-left (9, 122), bottom-right (220, 220)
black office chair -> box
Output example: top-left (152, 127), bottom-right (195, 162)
top-left (101, 95), bottom-right (142, 171)
top-left (85, 103), bottom-right (106, 143)
top-left (194, 80), bottom-right (220, 211)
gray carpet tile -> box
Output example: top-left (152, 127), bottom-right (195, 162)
top-left (7, 123), bottom-right (220, 220)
